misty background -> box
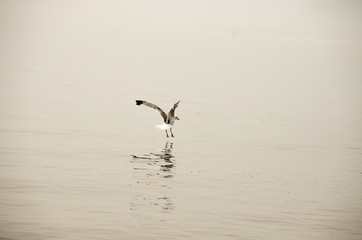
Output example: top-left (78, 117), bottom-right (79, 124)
top-left (0, 1), bottom-right (361, 239)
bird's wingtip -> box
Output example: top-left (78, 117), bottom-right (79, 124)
top-left (136, 100), bottom-right (143, 106)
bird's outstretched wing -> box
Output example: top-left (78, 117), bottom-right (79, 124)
top-left (168, 100), bottom-right (180, 116)
top-left (136, 100), bottom-right (167, 122)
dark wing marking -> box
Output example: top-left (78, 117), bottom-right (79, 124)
top-left (135, 100), bottom-right (167, 122)
top-left (168, 100), bottom-right (180, 116)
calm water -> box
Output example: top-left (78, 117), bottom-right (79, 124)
top-left (1, 2), bottom-right (362, 239)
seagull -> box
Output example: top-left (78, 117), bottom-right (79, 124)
top-left (136, 100), bottom-right (180, 138)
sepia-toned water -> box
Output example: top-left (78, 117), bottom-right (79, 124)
top-left (1, 1), bottom-right (362, 239)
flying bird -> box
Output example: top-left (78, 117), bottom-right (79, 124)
top-left (136, 100), bottom-right (180, 138)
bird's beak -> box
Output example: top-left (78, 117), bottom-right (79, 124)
top-left (176, 116), bottom-right (180, 120)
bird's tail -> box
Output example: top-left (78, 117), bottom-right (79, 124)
top-left (136, 100), bottom-right (144, 106)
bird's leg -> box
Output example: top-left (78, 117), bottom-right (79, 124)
top-left (165, 130), bottom-right (169, 138)
top-left (170, 128), bottom-right (174, 138)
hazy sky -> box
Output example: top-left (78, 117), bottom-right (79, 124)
top-left (1, 0), bottom-right (362, 39)
top-left (1, 0), bottom-right (361, 99)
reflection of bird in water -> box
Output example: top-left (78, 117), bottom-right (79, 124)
top-left (149, 142), bottom-right (173, 160)
top-left (130, 141), bottom-right (176, 213)
top-left (136, 100), bottom-right (180, 138)
top-left (151, 142), bottom-right (174, 173)
top-left (131, 141), bottom-right (175, 175)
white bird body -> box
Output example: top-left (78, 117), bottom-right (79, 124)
top-left (155, 123), bottom-right (172, 130)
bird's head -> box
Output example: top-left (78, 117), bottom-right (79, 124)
top-left (175, 116), bottom-right (180, 120)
